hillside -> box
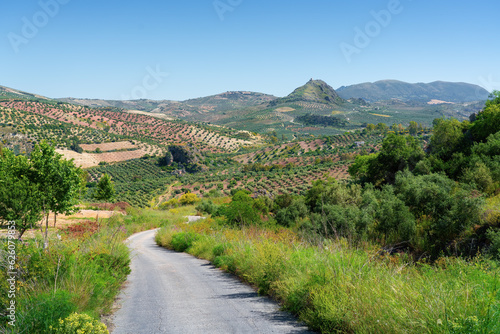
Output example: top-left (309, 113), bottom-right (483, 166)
top-left (212, 79), bottom-right (486, 138)
top-left (270, 79), bottom-right (345, 107)
top-left (2, 81), bottom-right (488, 141)
top-left (183, 91), bottom-right (277, 112)
top-left (0, 85), bottom-right (50, 101)
top-left (59, 91), bottom-right (276, 119)
top-left (337, 80), bottom-right (490, 103)
top-left (0, 99), bottom-right (261, 165)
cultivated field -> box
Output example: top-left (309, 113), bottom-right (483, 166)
top-left (80, 141), bottom-right (137, 152)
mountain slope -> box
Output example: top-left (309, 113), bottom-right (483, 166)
top-left (337, 80), bottom-right (489, 102)
top-left (59, 91), bottom-right (277, 118)
top-left (270, 79), bottom-right (345, 106)
top-left (0, 85), bottom-right (50, 100)
top-left (183, 91), bottom-right (277, 111)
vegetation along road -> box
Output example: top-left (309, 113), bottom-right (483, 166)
top-left (111, 229), bottom-right (312, 334)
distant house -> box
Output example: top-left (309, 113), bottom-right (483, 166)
top-left (355, 141), bottom-right (365, 148)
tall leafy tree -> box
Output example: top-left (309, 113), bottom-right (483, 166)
top-left (29, 141), bottom-right (83, 248)
top-left (0, 148), bottom-right (43, 239)
top-left (349, 134), bottom-right (425, 185)
top-left (471, 91), bottom-right (500, 142)
top-left (408, 121), bottom-right (419, 135)
top-left (430, 118), bottom-right (469, 159)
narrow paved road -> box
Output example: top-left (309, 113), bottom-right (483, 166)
top-left (111, 229), bottom-right (312, 334)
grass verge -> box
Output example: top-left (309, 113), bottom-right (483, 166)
top-left (156, 220), bottom-right (500, 334)
top-left (0, 206), bottom-right (196, 333)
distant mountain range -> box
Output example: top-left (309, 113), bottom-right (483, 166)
top-left (3, 79), bottom-right (490, 112)
top-left (1, 79), bottom-right (491, 134)
top-left (0, 79), bottom-right (491, 138)
top-left (336, 80), bottom-right (489, 103)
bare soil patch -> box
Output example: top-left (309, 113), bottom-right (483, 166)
top-left (275, 107), bottom-right (295, 112)
top-left (428, 99), bottom-right (454, 105)
top-left (80, 141), bottom-right (137, 152)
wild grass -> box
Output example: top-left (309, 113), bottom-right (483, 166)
top-left (0, 207), bottom-right (186, 333)
top-left (156, 221), bottom-right (500, 334)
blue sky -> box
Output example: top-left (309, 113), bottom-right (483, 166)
top-left (1, 0), bottom-right (499, 100)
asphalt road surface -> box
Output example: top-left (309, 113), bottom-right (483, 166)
top-left (111, 229), bottom-right (312, 334)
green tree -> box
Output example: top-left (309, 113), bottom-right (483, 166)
top-left (224, 191), bottom-right (260, 227)
top-left (430, 118), bottom-right (469, 159)
top-left (373, 185), bottom-right (416, 244)
top-left (50, 159), bottom-right (84, 227)
top-left (365, 123), bottom-right (376, 132)
top-left (0, 148), bottom-right (43, 239)
top-left (30, 141), bottom-right (83, 248)
top-left (471, 91), bottom-right (500, 142)
top-left (376, 123), bottom-right (389, 133)
top-left (93, 173), bottom-right (115, 202)
top-left (310, 205), bottom-right (360, 239)
top-left (395, 171), bottom-right (483, 257)
top-left (274, 195), bottom-right (308, 227)
top-left (350, 134), bottom-right (424, 185)
top-left (348, 154), bottom-right (379, 183)
top-left (408, 121), bottom-right (418, 135)
top-left (461, 162), bottom-right (495, 194)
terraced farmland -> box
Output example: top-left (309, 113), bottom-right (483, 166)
top-left (0, 100), bottom-right (257, 152)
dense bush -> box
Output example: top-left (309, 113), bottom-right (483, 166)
top-left (170, 232), bottom-right (199, 252)
top-left (179, 192), bottom-right (200, 205)
top-left (51, 313), bottom-right (109, 334)
top-left (196, 200), bottom-right (219, 215)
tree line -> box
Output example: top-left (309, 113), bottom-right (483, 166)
top-left (197, 93), bottom-right (500, 261)
top-left (0, 141), bottom-right (114, 245)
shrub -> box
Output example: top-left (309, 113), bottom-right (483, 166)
top-left (160, 198), bottom-right (179, 209)
top-left (224, 191), bottom-right (261, 227)
top-left (274, 196), bottom-right (308, 227)
top-left (395, 171), bottom-right (484, 257)
top-left (207, 188), bottom-right (222, 198)
top-left (171, 232), bottom-right (199, 252)
top-left (179, 192), bottom-right (200, 205)
top-left (51, 312), bottom-right (109, 334)
top-left (196, 200), bottom-right (219, 215)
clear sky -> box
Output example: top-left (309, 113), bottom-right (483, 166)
top-left (1, 0), bottom-right (499, 100)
